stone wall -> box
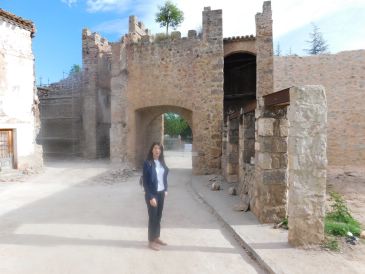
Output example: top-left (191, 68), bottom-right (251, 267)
top-left (224, 37), bottom-right (256, 57)
top-left (0, 13), bottom-right (42, 170)
top-left (82, 29), bottom-right (112, 158)
top-left (252, 1), bottom-right (288, 223)
top-left (274, 51), bottom-right (365, 166)
top-left (111, 7), bottom-right (224, 174)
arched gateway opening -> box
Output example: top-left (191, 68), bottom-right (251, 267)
top-left (223, 52), bottom-right (256, 183)
top-left (134, 106), bottom-right (193, 169)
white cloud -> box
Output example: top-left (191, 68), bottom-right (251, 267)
top-left (93, 18), bottom-right (129, 36)
top-left (61, 0), bottom-right (78, 7)
top-left (86, 0), bottom-right (133, 13)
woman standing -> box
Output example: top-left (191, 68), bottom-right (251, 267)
top-left (143, 142), bottom-right (169, 251)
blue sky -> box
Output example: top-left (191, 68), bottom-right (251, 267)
top-left (1, 0), bottom-right (365, 84)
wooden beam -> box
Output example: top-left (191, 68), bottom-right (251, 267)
top-left (229, 111), bottom-right (240, 120)
top-left (264, 88), bottom-right (290, 106)
top-left (243, 99), bottom-right (256, 113)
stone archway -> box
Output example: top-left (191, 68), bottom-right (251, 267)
top-left (134, 105), bottom-right (193, 169)
top-left (109, 7), bottom-right (224, 175)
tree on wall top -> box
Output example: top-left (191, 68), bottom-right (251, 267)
top-left (69, 64), bottom-right (81, 75)
top-left (155, 1), bottom-right (184, 35)
top-left (304, 23), bottom-right (329, 55)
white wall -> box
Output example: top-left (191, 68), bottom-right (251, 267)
top-left (0, 18), bottom-right (40, 168)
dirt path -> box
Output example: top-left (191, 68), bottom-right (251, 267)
top-left (0, 154), bottom-right (264, 274)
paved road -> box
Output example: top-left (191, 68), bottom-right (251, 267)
top-left (0, 153), bottom-right (265, 274)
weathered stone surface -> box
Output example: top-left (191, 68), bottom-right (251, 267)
top-left (233, 194), bottom-right (250, 211)
top-left (257, 152), bottom-right (272, 169)
top-left (288, 86), bottom-right (327, 247)
top-left (251, 2), bottom-right (288, 224)
top-left (258, 118), bottom-right (275, 136)
top-left (262, 169), bottom-right (287, 185)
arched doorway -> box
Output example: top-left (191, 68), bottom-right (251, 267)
top-left (223, 52), bottom-right (256, 182)
top-left (134, 106), bottom-right (193, 169)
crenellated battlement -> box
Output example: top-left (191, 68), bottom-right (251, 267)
top-left (121, 7), bottom-right (222, 47)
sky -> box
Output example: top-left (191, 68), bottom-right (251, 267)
top-left (1, 0), bottom-right (365, 85)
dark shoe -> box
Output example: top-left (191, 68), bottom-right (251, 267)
top-left (154, 238), bottom-right (167, 246)
top-left (148, 242), bottom-right (160, 251)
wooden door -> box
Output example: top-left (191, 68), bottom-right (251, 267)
top-left (0, 129), bottom-right (14, 169)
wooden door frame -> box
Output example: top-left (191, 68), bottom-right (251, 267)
top-left (0, 128), bottom-right (17, 169)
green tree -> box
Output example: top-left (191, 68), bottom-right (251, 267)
top-left (164, 113), bottom-right (190, 138)
top-left (69, 64), bottom-right (81, 75)
top-left (155, 1), bottom-right (184, 35)
top-left (304, 23), bottom-right (329, 55)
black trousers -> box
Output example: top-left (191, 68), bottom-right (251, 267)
top-left (145, 191), bottom-right (165, 242)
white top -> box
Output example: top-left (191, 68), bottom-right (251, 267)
top-left (154, 160), bottom-right (165, 191)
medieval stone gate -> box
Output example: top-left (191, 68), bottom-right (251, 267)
top-left (106, 7), bottom-right (224, 174)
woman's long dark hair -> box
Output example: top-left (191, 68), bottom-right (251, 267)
top-left (146, 142), bottom-right (168, 168)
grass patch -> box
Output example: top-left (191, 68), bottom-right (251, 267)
top-left (322, 237), bottom-right (340, 251)
top-left (322, 191), bottom-right (362, 251)
top-left (325, 192), bottom-right (361, 237)
top-left (281, 217), bottom-right (288, 229)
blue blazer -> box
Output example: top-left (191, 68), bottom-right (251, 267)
top-left (143, 160), bottom-right (169, 200)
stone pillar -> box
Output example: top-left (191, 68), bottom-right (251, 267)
top-left (253, 1), bottom-right (287, 223)
top-left (202, 7), bottom-right (223, 42)
top-left (110, 42), bottom-right (128, 164)
top-left (81, 29), bottom-right (97, 158)
top-left (238, 114), bottom-right (245, 192)
top-left (221, 118), bottom-right (229, 178)
top-left (288, 86), bottom-right (327, 246)
top-left (227, 117), bottom-right (239, 183)
top-left (192, 7), bottom-right (223, 174)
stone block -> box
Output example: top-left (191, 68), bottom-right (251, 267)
top-left (258, 118), bottom-right (275, 136)
top-left (272, 137), bottom-right (287, 152)
top-left (279, 123), bottom-right (288, 137)
top-left (288, 217), bottom-right (324, 247)
top-left (188, 30), bottom-right (197, 38)
top-left (258, 152), bottom-right (272, 169)
top-left (171, 31), bottom-right (181, 39)
top-left (262, 169), bottom-right (287, 185)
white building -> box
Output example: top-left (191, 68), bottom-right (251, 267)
top-left (0, 9), bottom-right (42, 170)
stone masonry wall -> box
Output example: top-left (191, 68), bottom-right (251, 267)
top-left (224, 38), bottom-right (256, 57)
top-left (82, 29), bottom-right (112, 158)
top-left (253, 1), bottom-right (288, 223)
top-left (274, 51), bottom-right (365, 166)
top-left (111, 8), bottom-right (223, 174)
top-left (0, 15), bottom-right (42, 170)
